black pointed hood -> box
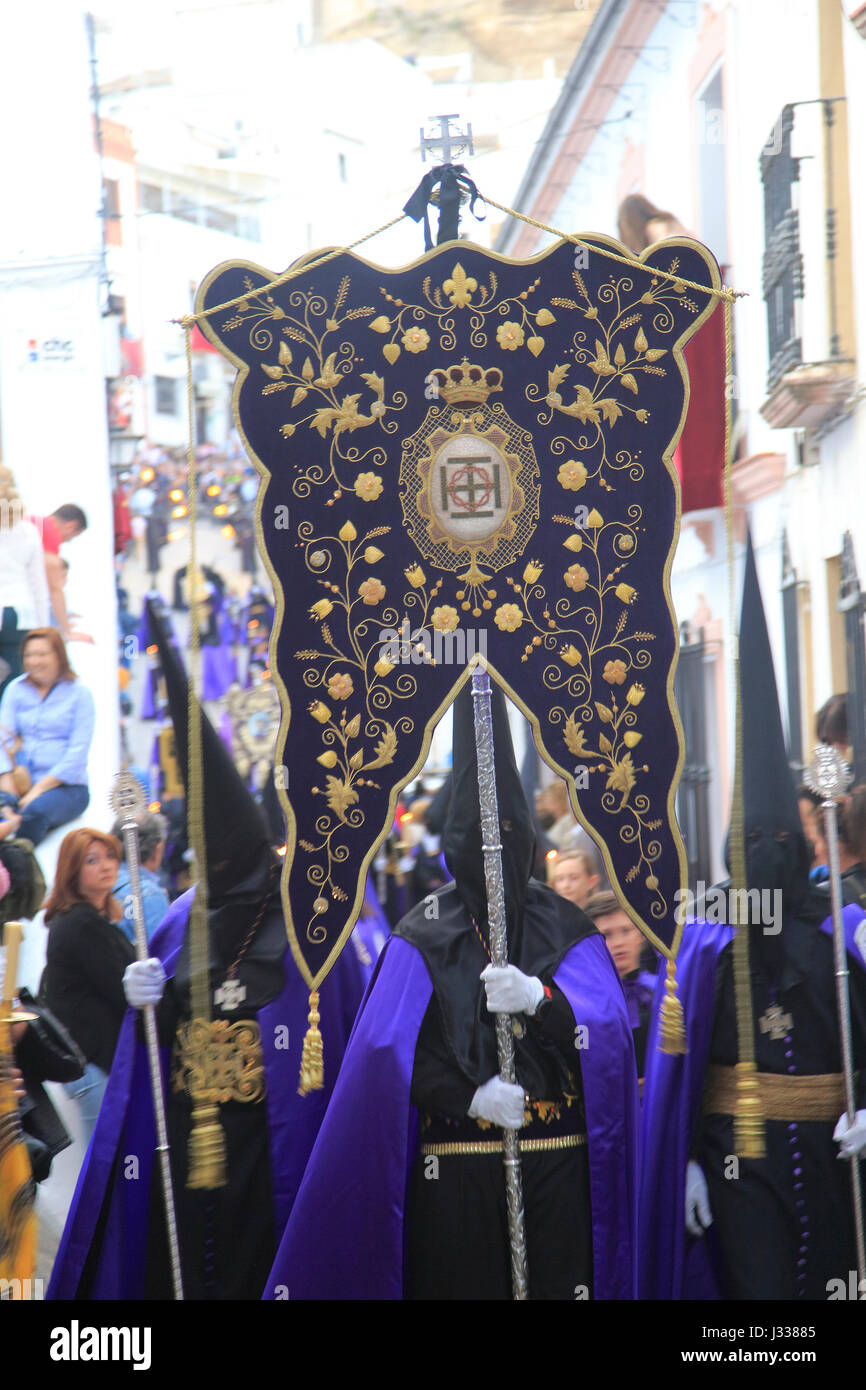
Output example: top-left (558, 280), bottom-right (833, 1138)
top-left (423, 772), bottom-right (452, 836)
top-left (733, 533), bottom-right (811, 913)
top-left (147, 596), bottom-right (272, 904)
top-left (442, 677), bottom-right (535, 945)
top-left (260, 769), bottom-right (286, 847)
top-left (519, 731), bottom-right (557, 871)
top-left (395, 678), bottom-right (595, 1091)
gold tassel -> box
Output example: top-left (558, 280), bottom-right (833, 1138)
top-left (187, 1102), bottom-right (227, 1189)
top-left (658, 958), bottom-right (687, 1054)
top-left (298, 991), bottom-right (324, 1095)
top-left (733, 1060), bottom-right (765, 1159)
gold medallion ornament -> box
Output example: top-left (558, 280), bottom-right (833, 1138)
top-left (401, 359), bottom-right (539, 615)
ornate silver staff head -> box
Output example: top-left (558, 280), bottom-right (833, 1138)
top-left (804, 744), bottom-right (852, 805)
top-left (110, 770), bottom-right (148, 829)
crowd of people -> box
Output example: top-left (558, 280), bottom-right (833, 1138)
top-left (5, 655), bottom-right (865, 1299)
top-left (112, 443), bottom-right (261, 583)
top-left (2, 445), bottom-right (866, 1305)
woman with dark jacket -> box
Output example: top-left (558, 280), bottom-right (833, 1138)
top-left (12, 989), bottom-right (85, 1180)
top-left (40, 828), bottom-right (135, 1140)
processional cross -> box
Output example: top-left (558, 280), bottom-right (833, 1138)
top-left (420, 113), bottom-right (474, 164)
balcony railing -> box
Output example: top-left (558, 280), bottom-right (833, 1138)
top-left (759, 99), bottom-right (855, 431)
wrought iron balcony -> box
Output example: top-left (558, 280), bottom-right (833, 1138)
top-left (759, 98), bottom-right (855, 430)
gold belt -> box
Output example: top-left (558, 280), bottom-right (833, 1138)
top-left (703, 1065), bottom-right (855, 1123)
top-left (420, 1133), bottom-right (587, 1157)
top-left (172, 1017), bottom-right (265, 1104)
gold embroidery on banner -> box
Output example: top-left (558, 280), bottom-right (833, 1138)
top-left (293, 520), bottom-right (410, 942)
top-left (222, 275), bottom-right (406, 506)
top-left (528, 259), bottom-right (695, 494)
top-left (399, 362), bottom-right (541, 614)
top-left (493, 261), bottom-right (696, 923)
top-left (219, 253), bottom-right (694, 942)
top-left (194, 233), bottom-right (723, 980)
top-left (375, 263), bottom-right (549, 359)
top-left (173, 1018), bottom-right (265, 1104)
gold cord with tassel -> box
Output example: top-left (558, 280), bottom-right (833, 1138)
top-left (659, 957), bottom-right (687, 1054)
top-left (732, 1060), bottom-right (765, 1159)
top-left (186, 1102), bottom-right (227, 1189)
top-left (183, 324), bottom-right (227, 1186)
top-left (722, 297), bottom-right (765, 1159)
top-left (298, 991), bottom-right (324, 1095)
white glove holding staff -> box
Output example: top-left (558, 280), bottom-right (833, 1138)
top-left (833, 1108), bottom-right (866, 1159)
top-left (468, 1075), bottom-right (527, 1129)
top-left (480, 963), bottom-right (545, 1016)
top-left (123, 958), bottom-right (166, 1009)
top-left (685, 1160), bottom-right (713, 1236)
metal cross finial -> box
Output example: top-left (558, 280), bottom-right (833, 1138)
top-left (420, 114), bottom-right (474, 165)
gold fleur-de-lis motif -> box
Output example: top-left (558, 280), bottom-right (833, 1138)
top-left (442, 263), bottom-right (478, 308)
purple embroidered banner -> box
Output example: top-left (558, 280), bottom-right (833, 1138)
top-left (196, 234), bottom-right (721, 988)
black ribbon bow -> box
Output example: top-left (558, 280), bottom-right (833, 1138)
top-left (403, 164), bottom-right (486, 250)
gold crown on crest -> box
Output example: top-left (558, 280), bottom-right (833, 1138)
top-left (430, 358), bottom-right (503, 405)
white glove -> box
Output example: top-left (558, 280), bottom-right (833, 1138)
top-left (468, 1075), bottom-right (527, 1129)
top-left (685, 1160), bottom-right (713, 1237)
top-left (123, 958), bottom-right (166, 1008)
top-left (480, 963), bottom-right (545, 1016)
top-left (833, 1108), bottom-right (866, 1159)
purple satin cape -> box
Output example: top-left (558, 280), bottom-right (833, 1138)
top-left (200, 612), bottom-right (238, 701)
top-left (638, 904), bottom-right (866, 1300)
top-left (622, 968), bottom-right (657, 1031)
top-left (263, 930), bottom-right (639, 1300)
top-left (350, 878), bottom-right (391, 983)
top-left (48, 889), bottom-right (366, 1300)
top-left (638, 918), bottom-right (732, 1301)
top-left (817, 901), bottom-right (866, 966)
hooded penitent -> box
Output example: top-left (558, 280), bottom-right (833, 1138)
top-left (396, 677), bottom-right (595, 1098)
top-left (519, 737), bottom-right (557, 876)
top-left (48, 613), bottom-right (369, 1302)
top-left (638, 534), bottom-right (866, 1300)
top-left (148, 596), bottom-right (272, 908)
top-left (262, 674), bottom-right (640, 1301)
top-left (737, 535), bottom-right (812, 914)
top-left (423, 772), bottom-right (451, 837)
top-left (442, 680), bottom-right (535, 938)
top-left (148, 596), bottom-right (285, 1014)
top-left (727, 536), bottom-right (826, 992)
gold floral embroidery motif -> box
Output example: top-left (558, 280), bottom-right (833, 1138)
top-left (173, 1018), bottom-right (265, 1105)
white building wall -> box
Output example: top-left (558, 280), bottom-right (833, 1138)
top-left (0, 2), bottom-right (121, 878)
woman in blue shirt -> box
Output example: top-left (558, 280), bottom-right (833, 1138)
top-left (0, 627), bottom-right (93, 846)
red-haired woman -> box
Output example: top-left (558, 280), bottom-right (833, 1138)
top-left (40, 829), bottom-right (135, 1139)
top-left (0, 627), bottom-right (94, 846)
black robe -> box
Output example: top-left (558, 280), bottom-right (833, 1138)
top-left (398, 880), bottom-right (597, 1300)
top-left (696, 910), bottom-right (866, 1300)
